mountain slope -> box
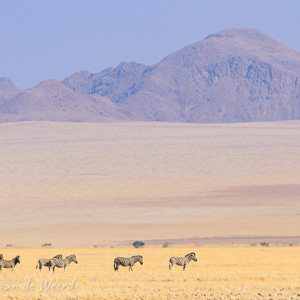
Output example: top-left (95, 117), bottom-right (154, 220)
top-left (0, 77), bottom-right (23, 103)
top-left (0, 79), bottom-right (122, 122)
top-left (1, 28), bottom-right (300, 123)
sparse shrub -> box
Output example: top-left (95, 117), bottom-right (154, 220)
top-left (162, 242), bottom-right (169, 248)
top-left (132, 241), bottom-right (145, 248)
top-left (41, 243), bottom-right (52, 247)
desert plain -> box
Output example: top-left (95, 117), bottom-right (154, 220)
top-left (0, 120), bottom-right (299, 247)
top-left (0, 120), bottom-right (300, 299)
top-left (0, 247), bottom-right (299, 299)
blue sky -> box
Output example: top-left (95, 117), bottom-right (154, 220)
top-left (1, 0), bottom-right (300, 89)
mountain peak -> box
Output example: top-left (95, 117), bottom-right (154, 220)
top-left (1, 28), bottom-right (300, 123)
top-left (205, 28), bottom-right (270, 40)
top-left (0, 77), bottom-right (23, 101)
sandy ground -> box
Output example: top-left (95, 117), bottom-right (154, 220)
top-left (0, 121), bottom-right (299, 247)
top-left (0, 247), bottom-right (299, 300)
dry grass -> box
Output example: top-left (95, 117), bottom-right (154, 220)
top-left (0, 247), bottom-right (299, 299)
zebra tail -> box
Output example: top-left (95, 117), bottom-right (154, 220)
top-left (169, 260), bottom-right (171, 270)
top-left (114, 261), bottom-right (117, 271)
top-left (36, 262), bottom-right (38, 269)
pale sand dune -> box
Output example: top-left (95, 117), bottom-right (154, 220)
top-left (0, 121), bottom-right (299, 247)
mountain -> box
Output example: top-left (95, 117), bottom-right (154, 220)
top-left (0, 79), bottom-right (123, 123)
top-left (0, 77), bottom-right (23, 103)
top-left (1, 28), bottom-right (300, 123)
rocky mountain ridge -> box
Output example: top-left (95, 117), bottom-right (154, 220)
top-left (1, 28), bottom-right (299, 123)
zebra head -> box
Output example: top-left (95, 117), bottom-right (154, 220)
top-left (132, 255), bottom-right (143, 265)
top-left (67, 254), bottom-right (78, 264)
top-left (138, 255), bottom-right (143, 265)
top-left (185, 252), bottom-right (197, 262)
top-left (14, 255), bottom-right (21, 264)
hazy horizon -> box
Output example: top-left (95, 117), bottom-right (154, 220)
top-left (1, 120), bottom-right (299, 247)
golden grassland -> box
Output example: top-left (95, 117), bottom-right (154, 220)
top-left (0, 247), bottom-right (299, 299)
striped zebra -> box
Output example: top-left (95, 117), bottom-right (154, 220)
top-left (0, 255), bottom-right (20, 272)
top-left (169, 252), bottom-right (197, 271)
top-left (114, 255), bottom-right (143, 272)
top-left (48, 254), bottom-right (78, 272)
top-left (36, 254), bottom-right (63, 272)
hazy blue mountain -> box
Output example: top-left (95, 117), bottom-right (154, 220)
top-left (0, 77), bottom-right (23, 103)
top-left (1, 28), bottom-right (300, 123)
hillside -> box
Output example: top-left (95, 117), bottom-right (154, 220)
top-left (1, 28), bottom-right (300, 123)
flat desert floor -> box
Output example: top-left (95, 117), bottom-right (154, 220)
top-left (0, 247), bottom-right (299, 300)
top-left (0, 121), bottom-right (299, 247)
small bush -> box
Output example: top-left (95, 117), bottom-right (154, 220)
top-left (132, 241), bottom-right (145, 248)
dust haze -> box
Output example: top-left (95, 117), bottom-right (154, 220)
top-left (0, 121), bottom-right (299, 247)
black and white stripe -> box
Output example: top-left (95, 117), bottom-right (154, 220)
top-left (48, 254), bottom-right (78, 272)
top-left (0, 255), bottom-right (20, 272)
top-left (36, 254), bottom-right (63, 272)
top-left (114, 255), bottom-right (143, 272)
top-left (169, 252), bottom-right (197, 271)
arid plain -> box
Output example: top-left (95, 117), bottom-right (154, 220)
top-left (1, 120), bottom-right (300, 299)
top-left (0, 120), bottom-right (299, 247)
top-left (0, 247), bottom-right (299, 299)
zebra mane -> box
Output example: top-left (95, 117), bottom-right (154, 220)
top-left (66, 254), bottom-right (76, 259)
top-left (185, 252), bottom-right (195, 257)
top-left (131, 255), bottom-right (143, 259)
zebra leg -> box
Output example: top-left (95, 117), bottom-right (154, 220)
top-left (64, 266), bottom-right (66, 272)
top-left (183, 264), bottom-right (187, 271)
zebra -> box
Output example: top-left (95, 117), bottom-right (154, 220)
top-left (48, 254), bottom-right (78, 272)
top-left (169, 252), bottom-right (197, 271)
top-left (0, 254), bottom-right (3, 260)
top-left (114, 255), bottom-right (143, 272)
top-left (36, 254), bottom-right (63, 272)
top-left (0, 255), bottom-right (20, 272)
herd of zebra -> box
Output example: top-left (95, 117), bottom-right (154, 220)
top-left (0, 252), bottom-right (197, 273)
top-left (0, 254), bottom-right (78, 273)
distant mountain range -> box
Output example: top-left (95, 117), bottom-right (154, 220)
top-left (1, 28), bottom-right (300, 123)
